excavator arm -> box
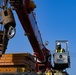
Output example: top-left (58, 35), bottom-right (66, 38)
top-left (9, 0), bottom-right (51, 62)
top-left (15, 8), bottom-right (45, 61)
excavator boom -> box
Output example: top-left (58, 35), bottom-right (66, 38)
top-left (9, 0), bottom-right (51, 62)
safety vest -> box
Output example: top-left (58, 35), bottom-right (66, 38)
top-left (56, 48), bottom-right (63, 53)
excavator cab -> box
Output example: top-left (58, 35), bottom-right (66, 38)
top-left (53, 40), bottom-right (70, 70)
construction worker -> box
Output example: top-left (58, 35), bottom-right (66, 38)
top-left (56, 43), bottom-right (65, 53)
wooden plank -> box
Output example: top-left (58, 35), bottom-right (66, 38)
top-left (0, 59), bottom-right (35, 66)
top-left (0, 59), bottom-right (26, 63)
top-left (0, 53), bottom-right (36, 73)
top-left (0, 57), bottom-right (26, 60)
top-left (0, 68), bottom-right (17, 72)
top-left (28, 60), bottom-right (36, 65)
top-left (1, 53), bottom-right (34, 61)
top-left (0, 67), bottom-right (25, 73)
top-left (2, 53), bottom-right (32, 57)
top-left (0, 62), bottom-right (24, 65)
top-left (0, 66), bottom-right (36, 73)
top-left (0, 53), bottom-right (36, 72)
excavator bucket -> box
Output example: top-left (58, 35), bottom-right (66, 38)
top-left (53, 40), bottom-right (70, 70)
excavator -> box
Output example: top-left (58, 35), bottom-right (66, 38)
top-left (0, 0), bottom-right (70, 75)
top-left (0, 0), bottom-right (51, 73)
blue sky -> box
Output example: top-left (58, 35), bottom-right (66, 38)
top-left (5, 0), bottom-right (76, 74)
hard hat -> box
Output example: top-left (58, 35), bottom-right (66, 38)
top-left (57, 42), bottom-right (61, 46)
